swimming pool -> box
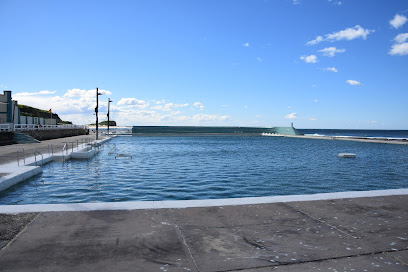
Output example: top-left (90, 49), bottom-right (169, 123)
top-left (1, 136), bottom-right (407, 204)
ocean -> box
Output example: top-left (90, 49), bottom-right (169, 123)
top-left (299, 129), bottom-right (408, 140)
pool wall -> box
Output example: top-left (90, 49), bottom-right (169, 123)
top-left (132, 125), bottom-right (304, 135)
top-left (1, 188), bottom-right (407, 213)
top-left (0, 137), bottom-right (113, 192)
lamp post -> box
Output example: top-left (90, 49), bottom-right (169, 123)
top-left (107, 98), bottom-right (113, 136)
top-left (95, 88), bottom-right (102, 140)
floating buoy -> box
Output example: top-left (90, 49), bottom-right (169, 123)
top-left (338, 153), bottom-right (356, 158)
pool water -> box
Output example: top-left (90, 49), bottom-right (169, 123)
top-left (1, 136), bottom-right (408, 204)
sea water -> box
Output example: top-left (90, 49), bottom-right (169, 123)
top-left (0, 135), bottom-right (407, 205)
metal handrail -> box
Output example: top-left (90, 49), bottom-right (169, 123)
top-left (62, 142), bottom-right (67, 155)
top-left (34, 149), bottom-right (43, 167)
top-left (17, 148), bottom-right (25, 166)
top-left (48, 144), bottom-right (54, 156)
top-left (108, 144), bottom-right (117, 155)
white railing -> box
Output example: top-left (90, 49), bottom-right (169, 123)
top-left (0, 124), bottom-right (11, 131)
top-left (13, 124), bottom-right (88, 131)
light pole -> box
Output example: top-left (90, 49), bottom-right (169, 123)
top-left (107, 98), bottom-right (113, 136)
top-left (95, 88), bottom-right (102, 140)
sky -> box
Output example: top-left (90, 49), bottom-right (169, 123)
top-left (0, 0), bottom-right (407, 129)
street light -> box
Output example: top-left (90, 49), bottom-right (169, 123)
top-left (107, 98), bottom-right (113, 136)
top-left (95, 88), bottom-right (103, 140)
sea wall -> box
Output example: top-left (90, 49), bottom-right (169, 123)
top-left (22, 128), bottom-right (89, 141)
top-left (132, 126), bottom-right (303, 136)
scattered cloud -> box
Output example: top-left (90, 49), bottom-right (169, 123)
top-left (285, 112), bottom-right (300, 119)
top-left (243, 43), bottom-right (249, 47)
top-left (389, 42), bottom-right (408, 56)
top-left (324, 67), bottom-right (338, 72)
top-left (318, 47), bottom-right (346, 57)
top-left (389, 33), bottom-right (408, 56)
top-left (395, 33), bottom-right (408, 44)
top-left (300, 55), bottom-right (318, 63)
top-left (193, 102), bottom-right (204, 110)
top-left (328, 0), bottom-right (341, 5)
top-left (390, 14), bottom-right (408, 29)
top-left (151, 102), bottom-right (189, 111)
top-left (306, 36), bottom-right (323, 46)
top-left (255, 115), bottom-right (262, 118)
top-left (312, 84), bottom-right (317, 87)
top-left (293, 0), bottom-right (301, 5)
top-left (257, 57), bottom-right (262, 62)
top-left (244, 105), bottom-right (248, 109)
top-left (346, 80), bottom-right (363, 86)
top-left (117, 98), bottom-right (149, 108)
top-left (192, 114), bottom-right (230, 122)
top-left (14, 90), bottom-right (56, 96)
top-left (306, 25), bottom-right (374, 45)
top-left (314, 99), bottom-right (318, 102)
top-left (308, 117), bottom-right (317, 121)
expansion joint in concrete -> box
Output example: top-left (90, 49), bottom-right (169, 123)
top-left (169, 208), bottom-right (200, 272)
top-left (221, 251), bottom-right (404, 272)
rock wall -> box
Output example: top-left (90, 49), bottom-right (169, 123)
top-left (22, 128), bottom-right (89, 141)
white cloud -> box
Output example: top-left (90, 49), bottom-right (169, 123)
top-left (151, 102), bottom-right (189, 111)
top-left (257, 57), bottom-right (262, 62)
top-left (192, 114), bottom-right (230, 122)
top-left (117, 98), bottom-right (149, 108)
top-left (306, 25), bottom-right (374, 45)
top-left (285, 113), bottom-right (300, 119)
top-left (293, 0), bottom-right (301, 5)
top-left (243, 43), bottom-right (249, 47)
top-left (14, 90), bottom-right (56, 96)
top-left (300, 55), bottom-right (318, 63)
top-left (389, 42), bottom-right (408, 56)
top-left (395, 33), bottom-right (408, 44)
top-left (390, 14), bottom-right (408, 29)
top-left (306, 36), bottom-right (323, 46)
top-left (318, 47), bottom-right (346, 57)
top-left (346, 80), bottom-right (362, 86)
top-left (193, 102), bottom-right (204, 110)
top-left (256, 115), bottom-right (262, 118)
top-left (314, 99), bottom-right (318, 102)
top-left (308, 117), bottom-right (317, 121)
top-left (244, 105), bottom-right (248, 109)
top-left (324, 67), bottom-right (338, 72)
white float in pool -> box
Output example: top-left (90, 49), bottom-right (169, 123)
top-left (338, 153), bottom-right (356, 158)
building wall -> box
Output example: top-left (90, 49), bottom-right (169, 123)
top-left (1, 90), bottom-right (57, 126)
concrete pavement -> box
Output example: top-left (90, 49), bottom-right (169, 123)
top-left (1, 194), bottom-right (407, 271)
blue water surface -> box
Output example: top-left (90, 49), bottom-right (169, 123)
top-left (1, 136), bottom-right (407, 204)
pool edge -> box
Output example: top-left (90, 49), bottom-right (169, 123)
top-left (1, 188), bottom-right (407, 214)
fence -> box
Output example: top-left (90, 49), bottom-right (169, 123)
top-left (0, 124), bottom-right (88, 132)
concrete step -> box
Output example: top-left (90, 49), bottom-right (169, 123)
top-left (13, 132), bottom-right (41, 144)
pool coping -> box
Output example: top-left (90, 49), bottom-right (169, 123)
top-left (1, 188), bottom-right (407, 214)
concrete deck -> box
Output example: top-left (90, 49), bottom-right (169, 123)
top-left (1, 194), bottom-right (407, 271)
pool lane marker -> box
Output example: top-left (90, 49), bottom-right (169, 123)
top-left (1, 188), bottom-right (407, 214)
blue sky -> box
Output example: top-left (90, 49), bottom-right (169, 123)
top-left (0, 0), bottom-right (407, 129)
